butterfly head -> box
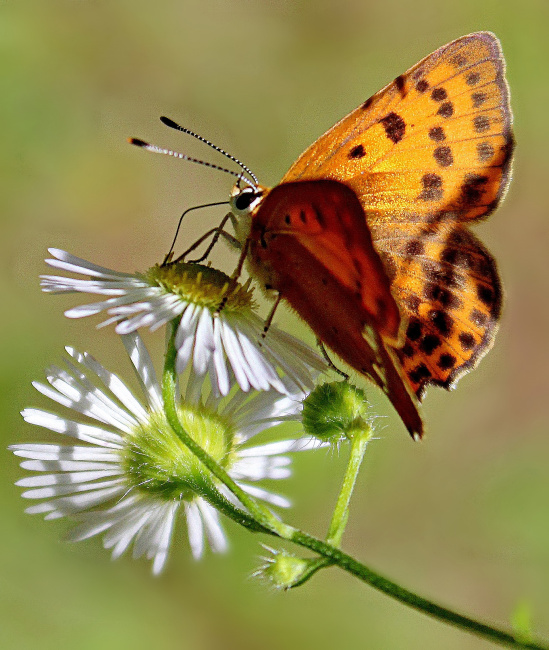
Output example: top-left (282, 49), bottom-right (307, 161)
top-left (229, 182), bottom-right (269, 246)
top-left (229, 183), bottom-right (266, 217)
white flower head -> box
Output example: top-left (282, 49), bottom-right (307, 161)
top-left (10, 333), bottom-right (319, 574)
top-left (40, 249), bottom-right (326, 398)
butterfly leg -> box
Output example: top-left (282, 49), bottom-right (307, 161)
top-left (317, 341), bottom-right (350, 380)
top-left (215, 237), bottom-right (251, 314)
top-left (261, 293), bottom-right (283, 340)
top-left (163, 201), bottom-right (231, 265)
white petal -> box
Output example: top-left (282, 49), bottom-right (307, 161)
top-left (237, 439), bottom-right (310, 457)
top-left (211, 317), bottom-right (230, 396)
top-left (30, 484), bottom-right (126, 518)
top-left (65, 348), bottom-right (150, 425)
top-left (45, 249), bottom-right (132, 279)
top-left (21, 409), bottom-right (123, 448)
top-left (193, 309), bottom-right (215, 375)
top-left (218, 319), bottom-right (251, 392)
top-left (197, 500), bottom-right (227, 553)
top-left (21, 477), bottom-right (125, 500)
top-left (16, 469), bottom-right (121, 487)
top-left (184, 501), bottom-right (204, 560)
top-left (151, 502), bottom-right (178, 574)
top-left (238, 483), bottom-right (291, 508)
top-left (121, 332), bottom-right (163, 412)
top-left (230, 456), bottom-right (291, 481)
top-left (9, 444), bottom-right (117, 462)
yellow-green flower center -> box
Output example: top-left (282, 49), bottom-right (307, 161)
top-left (123, 405), bottom-right (237, 501)
top-left (144, 262), bottom-right (255, 313)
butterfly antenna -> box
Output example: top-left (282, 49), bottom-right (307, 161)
top-left (160, 116), bottom-right (259, 188)
top-left (128, 137), bottom-right (243, 180)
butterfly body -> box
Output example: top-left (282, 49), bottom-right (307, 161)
top-left (230, 32), bottom-right (513, 439)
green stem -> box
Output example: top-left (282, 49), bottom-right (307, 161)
top-left (161, 321), bottom-right (293, 538)
top-left (286, 529), bottom-right (547, 650)
top-left (326, 427), bottom-right (371, 547)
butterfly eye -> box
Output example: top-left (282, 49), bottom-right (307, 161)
top-left (233, 188), bottom-right (262, 213)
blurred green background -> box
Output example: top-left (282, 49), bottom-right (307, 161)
top-left (2, 1), bottom-right (548, 648)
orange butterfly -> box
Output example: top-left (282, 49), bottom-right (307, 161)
top-left (226, 32), bottom-right (513, 439)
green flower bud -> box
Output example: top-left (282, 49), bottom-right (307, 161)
top-left (257, 548), bottom-right (324, 590)
top-left (301, 382), bottom-right (372, 444)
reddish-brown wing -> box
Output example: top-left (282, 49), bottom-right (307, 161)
top-left (281, 32), bottom-right (513, 398)
top-left (249, 180), bottom-right (423, 439)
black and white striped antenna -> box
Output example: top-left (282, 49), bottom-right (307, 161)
top-left (128, 116), bottom-right (258, 188)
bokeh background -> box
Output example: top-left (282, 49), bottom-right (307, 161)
top-left (2, 1), bottom-right (548, 648)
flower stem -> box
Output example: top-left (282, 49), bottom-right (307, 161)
top-left (161, 320), bottom-right (294, 538)
top-left (326, 426), bottom-right (372, 547)
top-left (286, 529), bottom-right (547, 650)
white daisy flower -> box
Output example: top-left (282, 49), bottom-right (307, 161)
top-left (40, 249), bottom-right (326, 397)
top-left (9, 332), bottom-right (319, 574)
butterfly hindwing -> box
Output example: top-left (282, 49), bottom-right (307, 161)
top-left (392, 224), bottom-right (502, 398)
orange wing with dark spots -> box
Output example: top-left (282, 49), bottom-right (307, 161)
top-left (278, 31), bottom-right (513, 400)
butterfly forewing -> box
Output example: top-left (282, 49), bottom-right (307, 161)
top-left (279, 32), bottom-right (512, 399)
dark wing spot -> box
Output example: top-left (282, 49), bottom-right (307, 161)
top-left (473, 115), bottom-right (490, 133)
top-left (419, 173), bottom-right (444, 201)
top-left (431, 87), bottom-right (448, 102)
top-left (284, 214), bottom-right (291, 225)
top-left (441, 245), bottom-right (474, 270)
top-left (406, 319), bottom-right (422, 341)
top-left (395, 74), bottom-right (407, 97)
top-left (477, 284), bottom-right (494, 306)
top-left (424, 283), bottom-right (462, 309)
top-left (362, 96), bottom-right (374, 110)
top-left (404, 239), bottom-right (425, 256)
top-left (437, 102), bottom-right (454, 118)
top-left (380, 112), bottom-right (406, 144)
top-left (437, 353), bottom-right (456, 370)
top-left (401, 343), bottom-right (415, 358)
top-left (470, 308), bottom-right (487, 326)
top-left (441, 247), bottom-right (460, 265)
top-left (428, 126), bottom-right (446, 142)
top-left (451, 54), bottom-right (467, 67)
top-left (466, 72), bottom-right (480, 86)
top-left (429, 309), bottom-right (453, 336)
top-left (460, 174), bottom-right (489, 206)
top-left (459, 332), bottom-right (476, 350)
top-left (409, 363), bottom-right (432, 384)
top-left (423, 172), bottom-right (443, 188)
top-left (349, 144), bottom-right (365, 159)
top-left (472, 91), bottom-right (487, 107)
top-left (473, 256), bottom-right (492, 278)
top-left (433, 146), bottom-right (453, 167)
top-left (404, 294), bottom-right (421, 314)
top-left (312, 205), bottom-right (326, 228)
top-left (448, 230), bottom-right (466, 246)
top-left (300, 209), bottom-right (307, 223)
top-left (415, 79), bottom-right (429, 93)
top-left (477, 141), bottom-right (495, 162)
top-left (420, 334), bottom-right (442, 355)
